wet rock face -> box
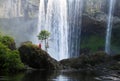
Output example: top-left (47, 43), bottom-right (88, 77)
top-left (98, 0), bottom-right (120, 18)
top-left (82, 14), bottom-right (106, 37)
top-left (81, 13), bottom-right (120, 37)
top-left (18, 42), bottom-right (62, 70)
top-left (114, 0), bottom-right (120, 17)
top-left (0, 0), bottom-right (39, 18)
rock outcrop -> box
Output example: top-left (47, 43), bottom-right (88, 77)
top-left (18, 42), bottom-right (62, 70)
top-left (82, 13), bottom-right (120, 36)
top-left (60, 51), bottom-right (108, 69)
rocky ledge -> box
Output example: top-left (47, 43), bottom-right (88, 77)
top-left (60, 51), bottom-right (120, 80)
top-left (18, 41), bottom-right (62, 70)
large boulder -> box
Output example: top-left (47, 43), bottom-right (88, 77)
top-left (60, 51), bottom-right (107, 69)
top-left (18, 42), bottom-right (61, 70)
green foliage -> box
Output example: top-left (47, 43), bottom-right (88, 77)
top-left (111, 27), bottom-right (120, 53)
top-left (38, 30), bottom-right (50, 40)
top-left (0, 32), bottom-right (2, 36)
top-left (38, 30), bottom-right (50, 51)
top-left (0, 35), bottom-right (14, 46)
top-left (81, 36), bottom-right (105, 52)
top-left (0, 42), bottom-right (24, 72)
top-left (0, 35), bottom-right (24, 72)
top-left (0, 34), bottom-right (16, 50)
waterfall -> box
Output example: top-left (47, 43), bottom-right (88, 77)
top-left (37, 0), bottom-right (83, 60)
top-left (38, 0), bottom-right (69, 60)
top-left (68, 0), bottom-right (83, 58)
top-left (105, 0), bottom-right (116, 54)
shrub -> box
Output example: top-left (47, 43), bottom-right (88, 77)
top-left (0, 43), bottom-right (24, 72)
top-left (0, 35), bottom-right (16, 50)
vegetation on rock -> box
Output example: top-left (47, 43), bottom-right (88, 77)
top-left (38, 30), bottom-right (50, 51)
top-left (18, 42), bottom-right (61, 70)
top-left (81, 36), bottom-right (105, 52)
top-left (0, 35), bottom-right (16, 50)
top-left (0, 42), bottom-right (24, 72)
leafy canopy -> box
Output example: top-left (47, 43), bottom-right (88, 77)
top-left (38, 30), bottom-right (50, 40)
top-left (0, 35), bottom-right (14, 46)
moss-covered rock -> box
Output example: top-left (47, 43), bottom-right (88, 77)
top-left (18, 42), bottom-right (62, 70)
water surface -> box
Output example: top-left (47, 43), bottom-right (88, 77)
top-left (0, 70), bottom-right (100, 81)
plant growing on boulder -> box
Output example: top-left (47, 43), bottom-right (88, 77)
top-left (18, 42), bottom-right (61, 70)
top-left (38, 30), bottom-right (50, 51)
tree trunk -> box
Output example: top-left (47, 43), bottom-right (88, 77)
top-left (45, 39), bottom-right (47, 52)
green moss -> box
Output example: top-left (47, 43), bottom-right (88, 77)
top-left (81, 36), bottom-right (105, 52)
top-left (111, 26), bottom-right (120, 53)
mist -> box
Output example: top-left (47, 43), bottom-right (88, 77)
top-left (0, 0), bottom-right (39, 47)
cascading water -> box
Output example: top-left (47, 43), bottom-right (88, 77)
top-left (68, 0), bottom-right (83, 58)
top-left (37, 0), bottom-right (83, 60)
top-left (105, 0), bottom-right (116, 54)
top-left (38, 0), bottom-right (69, 60)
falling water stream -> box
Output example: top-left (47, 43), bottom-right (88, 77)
top-left (105, 0), bottom-right (116, 54)
top-left (68, 0), bottom-right (83, 58)
top-left (37, 0), bottom-right (83, 60)
top-left (38, 0), bottom-right (69, 60)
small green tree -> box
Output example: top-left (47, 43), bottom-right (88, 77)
top-left (37, 30), bottom-right (50, 51)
